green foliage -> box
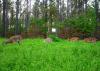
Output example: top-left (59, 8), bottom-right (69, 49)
top-left (8, 18), bottom-right (24, 33)
top-left (30, 17), bottom-right (48, 34)
top-left (65, 8), bottom-right (96, 36)
top-left (55, 21), bottom-right (65, 29)
top-left (48, 34), bottom-right (62, 42)
top-left (48, 0), bottom-right (57, 22)
top-left (30, 18), bottom-right (45, 26)
top-left (0, 38), bottom-right (100, 71)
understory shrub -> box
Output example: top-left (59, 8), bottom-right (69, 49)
top-left (48, 34), bottom-right (62, 42)
top-left (64, 8), bottom-right (96, 37)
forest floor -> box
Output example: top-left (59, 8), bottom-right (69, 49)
top-left (0, 38), bottom-right (100, 71)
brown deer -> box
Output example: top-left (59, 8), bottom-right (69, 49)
top-left (44, 37), bottom-right (53, 43)
top-left (68, 37), bottom-right (80, 42)
top-left (84, 37), bottom-right (97, 43)
top-left (3, 35), bottom-right (22, 45)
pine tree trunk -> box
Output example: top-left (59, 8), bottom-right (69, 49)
top-left (15, 0), bottom-right (19, 35)
top-left (2, 0), bottom-right (8, 37)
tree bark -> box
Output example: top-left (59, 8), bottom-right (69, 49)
top-left (2, 0), bottom-right (8, 37)
top-left (15, 0), bottom-right (19, 35)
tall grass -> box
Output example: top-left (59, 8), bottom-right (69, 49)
top-left (0, 38), bottom-right (100, 71)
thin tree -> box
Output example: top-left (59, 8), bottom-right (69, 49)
top-left (0, 0), bottom-right (1, 14)
top-left (0, 0), bottom-right (1, 22)
top-left (24, 0), bottom-right (29, 36)
top-left (15, 0), bottom-right (20, 35)
top-left (84, 0), bottom-right (88, 13)
top-left (94, 0), bottom-right (100, 39)
top-left (2, 0), bottom-right (9, 37)
top-left (56, 0), bottom-right (60, 20)
top-left (48, 0), bottom-right (56, 35)
top-left (95, 0), bottom-right (99, 22)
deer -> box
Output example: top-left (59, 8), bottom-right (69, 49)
top-left (44, 37), bottom-right (53, 43)
top-left (2, 35), bottom-right (22, 45)
top-left (68, 37), bottom-right (80, 42)
top-left (84, 37), bottom-right (97, 43)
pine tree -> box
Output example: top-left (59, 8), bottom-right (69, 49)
top-left (15, 0), bottom-right (20, 35)
top-left (2, 0), bottom-right (9, 37)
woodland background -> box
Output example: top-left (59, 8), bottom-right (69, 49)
top-left (0, 0), bottom-right (100, 39)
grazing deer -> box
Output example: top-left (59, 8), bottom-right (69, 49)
top-left (68, 37), bottom-right (80, 42)
top-left (84, 37), bottom-right (97, 43)
top-left (3, 35), bottom-right (22, 45)
top-left (44, 37), bottom-right (53, 43)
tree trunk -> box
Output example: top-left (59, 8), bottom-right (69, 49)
top-left (95, 0), bottom-right (100, 39)
top-left (25, 0), bottom-right (29, 37)
top-left (15, 0), bottom-right (19, 35)
top-left (0, 0), bottom-right (2, 36)
top-left (2, 0), bottom-right (8, 37)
